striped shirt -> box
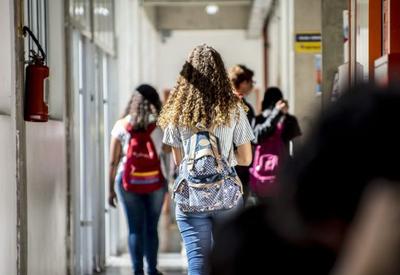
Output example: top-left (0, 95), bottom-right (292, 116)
top-left (162, 106), bottom-right (255, 166)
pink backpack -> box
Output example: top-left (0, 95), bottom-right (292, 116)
top-left (249, 122), bottom-right (286, 197)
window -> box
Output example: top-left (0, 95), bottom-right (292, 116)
top-left (26, 0), bottom-right (48, 62)
top-left (69, 0), bottom-right (116, 55)
top-left (93, 0), bottom-right (115, 55)
top-left (69, 0), bottom-right (92, 37)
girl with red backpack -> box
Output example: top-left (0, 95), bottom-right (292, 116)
top-left (108, 84), bottom-right (166, 275)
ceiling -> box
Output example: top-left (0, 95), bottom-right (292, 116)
top-left (143, 0), bottom-right (252, 7)
top-left (143, 0), bottom-right (253, 30)
top-left (142, 0), bottom-right (273, 39)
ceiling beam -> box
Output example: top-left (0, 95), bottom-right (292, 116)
top-left (247, 0), bottom-right (273, 38)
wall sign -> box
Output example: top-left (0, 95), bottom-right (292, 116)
top-left (295, 33), bottom-right (321, 53)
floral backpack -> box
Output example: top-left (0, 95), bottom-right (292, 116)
top-left (172, 127), bottom-right (242, 213)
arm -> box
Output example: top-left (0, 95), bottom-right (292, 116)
top-left (171, 147), bottom-right (183, 166)
top-left (253, 108), bottom-right (283, 144)
top-left (162, 144), bottom-right (172, 154)
top-left (162, 124), bottom-right (182, 164)
top-left (108, 136), bottom-right (122, 207)
top-left (235, 142), bottom-right (252, 166)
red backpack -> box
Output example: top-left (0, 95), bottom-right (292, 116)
top-left (122, 123), bottom-right (164, 193)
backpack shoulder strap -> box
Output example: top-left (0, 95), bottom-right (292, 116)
top-left (186, 134), bottom-right (198, 170)
top-left (126, 122), bottom-right (157, 139)
top-left (186, 129), bottom-right (223, 173)
top-left (146, 123), bottom-right (157, 134)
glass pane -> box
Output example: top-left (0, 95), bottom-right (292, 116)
top-left (70, 0), bottom-right (91, 35)
top-left (356, 0), bottom-right (369, 81)
top-left (27, 0), bottom-right (48, 58)
top-left (93, 0), bottom-right (115, 54)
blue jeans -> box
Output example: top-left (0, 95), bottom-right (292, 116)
top-left (115, 174), bottom-right (165, 275)
top-left (175, 199), bottom-right (243, 275)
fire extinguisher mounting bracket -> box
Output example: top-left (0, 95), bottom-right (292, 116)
top-left (22, 26), bottom-right (47, 65)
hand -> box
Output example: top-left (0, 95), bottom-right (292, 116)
top-left (275, 100), bottom-right (288, 113)
top-left (108, 190), bottom-right (118, 208)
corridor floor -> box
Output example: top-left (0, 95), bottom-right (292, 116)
top-left (101, 253), bottom-right (187, 275)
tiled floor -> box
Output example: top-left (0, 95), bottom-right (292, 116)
top-left (101, 253), bottom-right (187, 275)
top-left (102, 267), bottom-right (185, 275)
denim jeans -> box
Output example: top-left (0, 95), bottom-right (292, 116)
top-left (115, 173), bottom-right (165, 275)
top-left (175, 199), bottom-right (243, 275)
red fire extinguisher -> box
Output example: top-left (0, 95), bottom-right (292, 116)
top-left (23, 26), bottom-right (49, 122)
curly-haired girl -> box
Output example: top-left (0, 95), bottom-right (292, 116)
top-left (159, 44), bottom-right (254, 275)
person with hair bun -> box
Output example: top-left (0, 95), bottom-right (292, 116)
top-left (109, 84), bottom-right (165, 275)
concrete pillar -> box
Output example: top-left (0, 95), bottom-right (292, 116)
top-left (293, 0), bottom-right (322, 137)
top-left (321, 0), bottom-right (348, 108)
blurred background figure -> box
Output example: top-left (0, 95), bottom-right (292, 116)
top-left (229, 64), bottom-right (256, 123)
top-left (109, 84), bottom-right (166, 275)
top-left (209, 84), bottom-right (400, 275)
top-left (250, 87), bottom-right (301, 200)
top-left (229, 64), bottom-right (256, 205)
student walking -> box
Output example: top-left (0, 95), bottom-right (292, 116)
top-left (109, 84), bottom-right (165, 275)
top-left (250, 87), bottom-right (301, 198)
top-left (158, 44), bottom-right (254, 275)
top-left (228, 64), bottom-right (256, 204)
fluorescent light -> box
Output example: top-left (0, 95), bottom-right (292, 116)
top-left (205, 4), bottom-right (219, 15)
top-left (94, 7), bottom-right (110, 16)
top-left (74, 6), bottom-right (84, 16)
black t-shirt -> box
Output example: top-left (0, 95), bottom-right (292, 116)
top-left (243, 98), bottom-right (255, 125)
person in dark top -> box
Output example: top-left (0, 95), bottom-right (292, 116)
top-left (249, 87), bottom-right (301, 199)
top-left (229, 64), bottom-right (256, 204)
top-left (209, 84), bottom-right (400, 275)
top-left (253, 87), bottom-right (301, 150)
top-left (208, 202), bottom-right (337, 275)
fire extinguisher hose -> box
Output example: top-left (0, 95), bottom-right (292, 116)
top-left (22, 26), bottom-right (47, 62)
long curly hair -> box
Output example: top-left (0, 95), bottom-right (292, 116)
top-left (121, 90), bottom-right (159, 130)
top-left (158, 44), bottom-right (243, 129)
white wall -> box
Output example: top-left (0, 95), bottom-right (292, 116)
top-left (0, 1), bottom-right (17, 274)
top-left (141, 7), bottom-right (159, 87)
top-left (24, 0), bottom-right (68, 274)
top-left (26, 122), bottom-right (67, 275)
top-left (156, 30), bottom-right (264, 102)
top-left (116, 1), bottom-right (160, 115)
top-left (0, 116), bottom-right (17, 275)
top-left (267, 15), bottom-right (282, 89)
top-left (0, 0), bottom-right (13, 114)
top-left (116, 0), bottom-right (137, 116)
top-left (267, 0), bottom-right (295, 111)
